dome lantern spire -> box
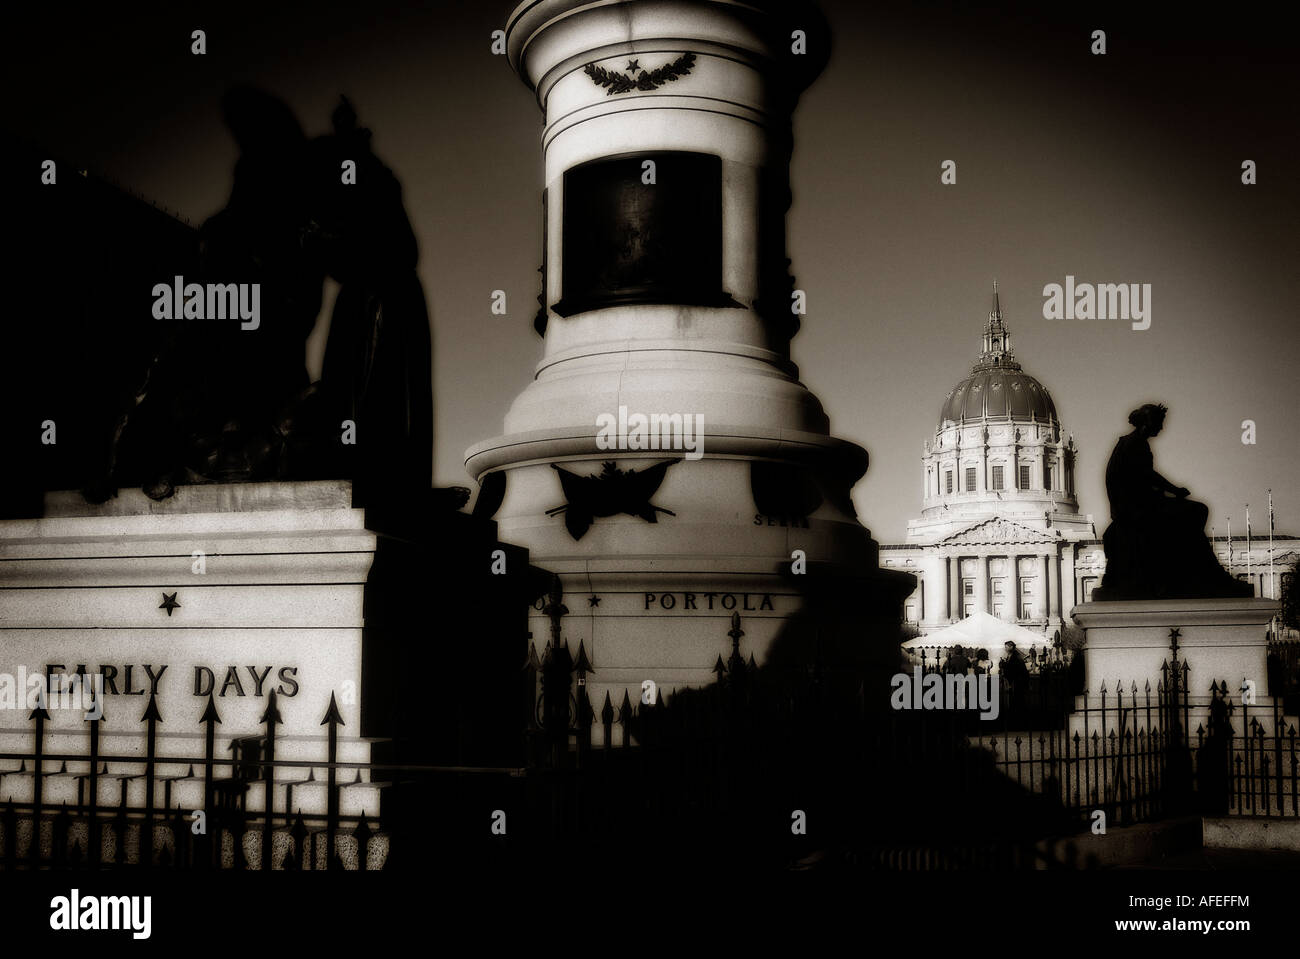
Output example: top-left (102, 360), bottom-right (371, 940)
top-left (976, 279), bottom-right (1019, 372)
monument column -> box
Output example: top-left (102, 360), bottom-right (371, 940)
top-left (468, 0), bottom-right (913, 705)
top-left (976, 554), bottom-right (989, 615)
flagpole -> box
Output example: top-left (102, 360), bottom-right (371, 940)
top-left (1269, 489), bottom-right (1275, 601)
top-left (1246, 504), bottom-right (1252, 596)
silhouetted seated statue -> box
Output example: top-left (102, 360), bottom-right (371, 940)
top-left (1093, 403), bottom-right (1251, 601)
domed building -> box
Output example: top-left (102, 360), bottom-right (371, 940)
top-left (881, 285), bottom-right (1103, 634)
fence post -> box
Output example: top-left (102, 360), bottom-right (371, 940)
top-left (574, 641), bottom-right (593, 766)
top-left (321, 692), bottom-right (343, 871)
top-left (601, 692), bottom-right (614, 753)
top-left (141, 693), bottom-right (162, 869)
top-left (260, 690), bottom-right (281, 870)
top-left (29, 703), bottom-right (48, 867)
top-left (354, 812), bottom-right (374, 871)
top-left (53, 801), bottom-right (70, 867)
top-left (540, 575), bottom-right (572, 766)
top-left (287, 812), bottom-right (307, 871)
top-left (86, 699), bottom-right (104, 867)
top-left (200, 694), bottom-right (221, 869)
top-left (113, 782), bottom-right (129, 865)
top-left (619, 689), bottom-right (634, 749)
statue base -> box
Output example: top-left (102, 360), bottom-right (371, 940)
top-left (1072, 597), bottom-right (1280, 709)
top-left (0, 481), bottom-right (381, 818)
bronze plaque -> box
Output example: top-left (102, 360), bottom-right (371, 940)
top-left (556, 152), bottom-right (732, 316)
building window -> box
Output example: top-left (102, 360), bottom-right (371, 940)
top-left (992, 579), bottom-right (1004, 595)
top-left (1043, 460), bottom-right (1052, 491)
top-left (992, 465), bottom-right (1004, 491)
top-left (965, 467), bottom-right (976, 492)
top-left (1021, 603), bottom-right (1034, 619)
top-left (1021, 578), bottom-right (1033, 594)
top-left (945, 471), bottom-right (953, 494)
top-left (963, 580), bottom-right (973, 596)
top-left (1019, 463), bottom-right (1030, 490)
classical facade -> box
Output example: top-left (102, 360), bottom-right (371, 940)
top-left (883, 286), bottom-right (1298, 634)
top-left (882, 286), bottom-right (1093, 633)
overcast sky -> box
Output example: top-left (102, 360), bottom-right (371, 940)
top-left (17, 0), bottom-right (1297, 541)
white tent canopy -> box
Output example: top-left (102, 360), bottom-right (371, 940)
top-left (901, 611), bottom-right (1054, 654)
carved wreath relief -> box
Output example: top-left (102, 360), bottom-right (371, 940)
top-left (584, 54), bottom-right (696, 95)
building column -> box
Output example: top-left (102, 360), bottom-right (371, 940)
top-left (976, 554), bottom-right (989, 615)
top-left (1043, 550), bottom-right (1059, 623)
top-left (1013, 554), bottom-right (1022, 622)
top-left (1060, 545), bottom-right (1076, 622)
top-left (948, 554), bottom-right (959, 621)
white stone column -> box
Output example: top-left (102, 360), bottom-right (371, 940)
top-left (1045, 550), bottom-right (1059, 623)
top-left (1060, 544), bottom-right (1076, 622)
top-left (1013, 554), bottom-right (1022, 622)
top-left (976, 554), bottom-right (989, 615)
top-left (948, 554), bottom-right (960, 621)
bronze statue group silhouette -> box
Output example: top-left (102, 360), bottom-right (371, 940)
top-left (84, 87), bottom-right (431, 509)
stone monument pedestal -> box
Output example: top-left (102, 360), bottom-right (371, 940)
top-left (0, 481), bottom-right (382, 818)
top-left (1072, 598), bottom-right (1281, 712)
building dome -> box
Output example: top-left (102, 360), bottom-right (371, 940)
top-left (938, 282), bottom-right (1057, 428)
top-left (939, 368), bottom-right (1057, 427)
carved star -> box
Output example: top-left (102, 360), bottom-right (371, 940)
top-left (588, 595), bottom-right (601, 607)
top-left (626, 59), bottom-right (640, 71)
top-left (159, 592), bottom-right (181, 616)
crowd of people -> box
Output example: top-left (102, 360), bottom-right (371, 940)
top-left (907, 640), bottom-right (1079, 715)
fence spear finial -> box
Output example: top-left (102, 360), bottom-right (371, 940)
top-left (573, 640), bottom-right (594, 677)
top-left (259, 688), bottom-right (282, 727)
top-left (200, 693), bottom-right (222, 726)
top-left (140, 691), bottom-right (163, 724)
top-left (321, 691), bottom-right (344, 728)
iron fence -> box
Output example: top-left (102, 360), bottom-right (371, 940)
top-left (0, 613), bottom-right (1296, 872)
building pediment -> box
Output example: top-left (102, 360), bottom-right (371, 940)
top-left (940, 517), bottom-right (1057, 546)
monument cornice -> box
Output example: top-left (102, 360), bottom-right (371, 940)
top-left (536, 338), bottom-right (799, 378)
top-left (465, 424), bottom-right (868, 478)
top-left (506, 0), bottom-right (829, 97)
top-left (1071, 598), bottom-right (1281, 629)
